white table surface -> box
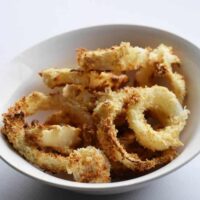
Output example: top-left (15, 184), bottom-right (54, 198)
top-left (0, 0), bottom-right (200, 199)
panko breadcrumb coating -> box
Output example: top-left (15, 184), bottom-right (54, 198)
top-left (127, 86), bottom-right (189, 151)
top-left (62, 84), bottom-right (96, 111)
top-left (94, 87), bottom-right (179, 172)
top-left (25, 124), bottom-right (81, 155)
top-left (67, 146), bottom-right (111, 183)
top-left (77, 42), bottom-right (149, 72)
top-left (77, 43), bottom-right (185, 103)
top-left (2, 108), bottom-right (69, 173)
top-left (39, 68), bottom-right (128, 90)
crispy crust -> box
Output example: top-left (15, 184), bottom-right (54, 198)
top-left (62, 84), bottom-right (96, 112)
top-left (127, 86), bottom-right (189, 151)
top-left (1, 90), bottom-right (82, 159)
top-left (94, 87), bottom-right (178, 172)
top-left (77, 42), bottom-right (149, 72)
top-left (1, 92), bottom-right (108, 183)
top-left (2, 108), bottom-right (69, 173)
top-left (25, 123), bottom-right (81, 155)
top-left (44, 111), bottom-right (71, 125)
top-left (67, 146), bottom-right (111, 183)
top-left (135, 44), bottom-right (186, 103)
top-left (39, 68), bottom-right (128, 89)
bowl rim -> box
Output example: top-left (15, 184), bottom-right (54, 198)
top-left (1, 23), bottom-right (200, 191)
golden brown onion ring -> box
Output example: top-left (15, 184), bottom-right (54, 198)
top-left (39, 68), bottom-right (128, 89)
top-left (94, 88), bottom-right (177, 172)
top-left (127, 86), bottom-right (189, 151)
top-left (2, 91), bottom-right (82, 157)
top-left (2, 107), bottom-right (69, 173)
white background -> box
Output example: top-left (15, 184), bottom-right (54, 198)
top-left (0, 0), bottom-right (200, 199)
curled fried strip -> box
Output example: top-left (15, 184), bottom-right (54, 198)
top-left (2, 110), bottom-right (68, 173)
top-left (77, 42), bottom-right (149, 72)
top-left (25, 124), bottom-right (81, 155)
top-left (94, 88), bottom-right (178, 172)
top-left (39, 68), bottom-right (128, 89)
top-left (135, 44), bottom-right (185, 103)
top-left (127, 86), bottom-right (189, 151)
top-left (67, 146), bottom-right (111, 183)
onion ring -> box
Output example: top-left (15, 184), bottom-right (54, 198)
top-left (127, 86), bottom-right (189, 151)
top-left (39, 68), bottom-right (128, 89)
top-left (2, 91), bottom-right (82, 158)
top-left (94, 88), bottom-right (177, 172)
top-left (2, 109), bottom-right (69, 173)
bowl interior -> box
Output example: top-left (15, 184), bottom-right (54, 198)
top-left (0, 25), bottom-right (200, 193)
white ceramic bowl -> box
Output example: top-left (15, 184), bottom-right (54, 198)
top-left (0, 25), bottom-right (200, 195)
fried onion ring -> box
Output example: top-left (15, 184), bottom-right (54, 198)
top-left (2, 91), bottom-right (82, 159)
top-left (127, 86), bottom-right (189, 151)
top-left (66, 146), bottom-right (111, 183)
top-left (94, 88), bottom-right (177, 172)
top-left (135, 44), bottom-right (186, 103)
top-left (39, 68), bottom-right (128, 89)
top-left (2, 110), bottom-right (69, 173)
top-left (77, 42), bottom-right (149, 72)
top-left (24, 90), bottom-right (96, 146)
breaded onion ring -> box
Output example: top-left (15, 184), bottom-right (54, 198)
top-left (135, 44), bottom-right (186, 103)
top-left (94, 88), bottom-right (177, 172)
top-left (23, 90), bottom-right (95, 146)
top-left (67, 146), bottom-right (111, 183)
top-left (39, 68), bottom-right (128, 89)
top-left (77, 42), bottom-right (149, 72)
top-left (127, 86), bottom-right (189, 151)
top-left (2, 91), bottom-right (82, 158)
top-left (2, 108), bottom-right (69, 174)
